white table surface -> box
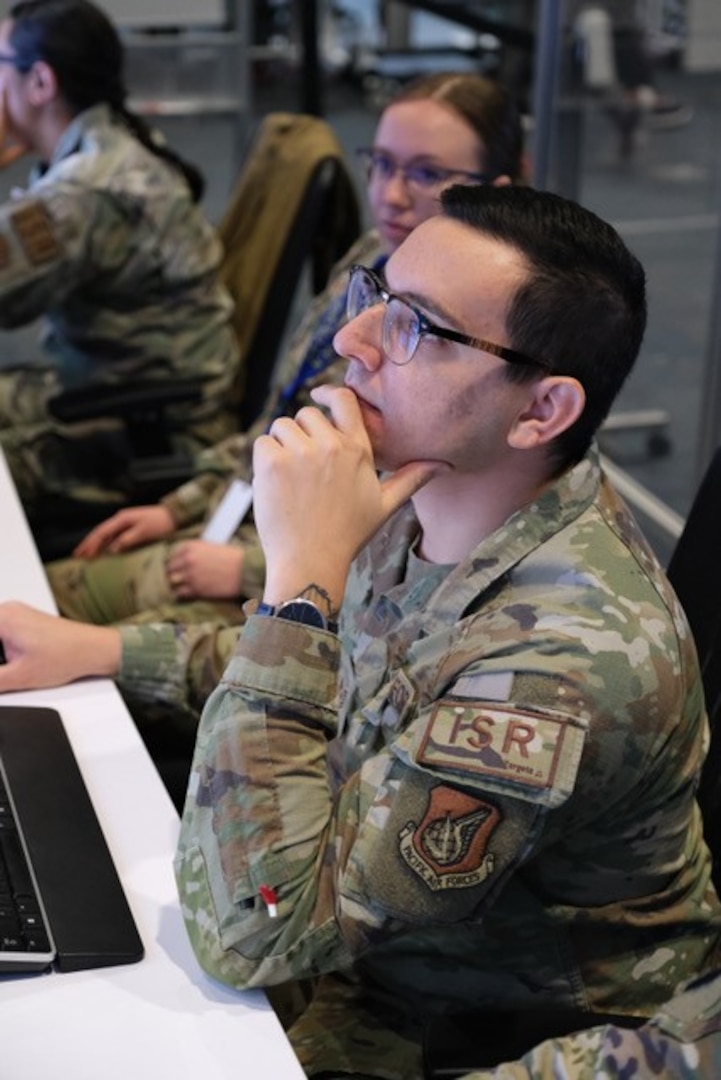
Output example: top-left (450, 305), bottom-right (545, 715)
top-left (0, 453), bottom-right (305, 1079)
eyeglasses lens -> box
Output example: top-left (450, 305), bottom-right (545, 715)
top-left (385, 299), bottom-right (417, 365)
top-left (347, 268), bottom-right (373, 319)
top-left (348, 268), bottom-right (419, 366)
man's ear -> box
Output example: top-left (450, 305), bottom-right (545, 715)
top-left (508, 376), bottom-right (586, 450)
top-left (26, 60), bottom-right (58, 107)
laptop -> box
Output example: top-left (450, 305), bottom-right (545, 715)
top-left (0, 705), bottom-right (144, 974)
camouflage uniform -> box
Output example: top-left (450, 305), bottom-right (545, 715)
top-left (0, 103), bottom-right (239, 516)
top-left (174, 448), bottom-right (721, 1080)
top-left (466, 968), bottom-right (721, 1080)
top-left (47, 230), bottom-right (385, 727)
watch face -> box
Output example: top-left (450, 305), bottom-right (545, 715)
top-left (275, 599), bottom-right (327, 629)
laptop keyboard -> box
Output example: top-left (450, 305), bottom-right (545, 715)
top-left (0, 765), bottom-right (56, 972)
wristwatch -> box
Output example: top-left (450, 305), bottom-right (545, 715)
top-left (256, 598), bottom-right (338, 634)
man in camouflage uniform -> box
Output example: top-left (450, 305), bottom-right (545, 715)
top-left (0, 75), bottom-right (238, 516)
top-left (168, 184), bottom-right (720, 1079)
top-left (464, 967), bottom-right (721, 1079)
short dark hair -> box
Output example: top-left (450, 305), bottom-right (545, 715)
top-left (441, 184), bottom-right (647, 466)
top-left (8, 0), bottom-right (205, 201)
top-left (389, 72), bottom-right (525, 183)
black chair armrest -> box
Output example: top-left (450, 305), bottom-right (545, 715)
top-left (48, 378), bottom-right (205, 424)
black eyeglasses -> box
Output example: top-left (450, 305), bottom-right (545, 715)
top-left (0, 53), bottom-right (18, 65)
top-left (356, 148), bottom-right (490, 192)
top-left (346, 265), bottom-right (551, 371)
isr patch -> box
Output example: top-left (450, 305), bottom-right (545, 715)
top-left (417, 701), bottom-right (586, 804)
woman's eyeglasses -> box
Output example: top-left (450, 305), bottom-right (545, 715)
top-left (356, 148), bottom-right (490, 193)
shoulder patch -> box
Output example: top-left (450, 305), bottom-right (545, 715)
top-left (10, 202), bottom-right (62, 265)
top-left (416, 701), bottom-right (586, 808)
top-left (399, 785), bottom-right (500, 891)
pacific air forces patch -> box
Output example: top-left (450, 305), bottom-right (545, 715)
top-left (399, 786), bottom-right (500, 891)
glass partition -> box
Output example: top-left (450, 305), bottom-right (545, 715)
top-left (530, 0), bottom-right (721, 562)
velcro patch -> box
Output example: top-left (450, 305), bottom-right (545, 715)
top-left (416, 701), bottom-right (586, 808)
top-left (10, 202), bottom-right (62, 266)
top-left (399, 785), bottom-right (501, 891)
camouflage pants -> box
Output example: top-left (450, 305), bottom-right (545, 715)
top-left (47, 534), bottom-right (245, 629)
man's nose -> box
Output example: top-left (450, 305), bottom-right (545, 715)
top-left (333, 307), bottom-right (384, 370)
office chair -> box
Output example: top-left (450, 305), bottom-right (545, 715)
top-left (33, 113), bottom-right (361, 561)
top-left (215, 111), bottom-right (361, 430)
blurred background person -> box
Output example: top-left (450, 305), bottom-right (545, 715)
top-left (0, 0), bottom-right (239, 521)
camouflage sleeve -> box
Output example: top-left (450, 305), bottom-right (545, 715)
top-left (161, 473), bottom-right (227, 529)
top-left (117, 620), bottom-right (244, 720)
top-left (161, 432), bottom-right (254, 528)
top-left (235, 521), bottom-right (265, 597)
top-left (173, 616), bottom-right (584, 991)
top-left (174, 615), bottom-right (349, 988)
top-left (0, 186), bottom-right (96, 326)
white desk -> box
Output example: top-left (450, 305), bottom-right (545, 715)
top-left (0, 452), bottom-right (305, 1080)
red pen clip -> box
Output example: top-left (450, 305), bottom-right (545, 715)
top-left (259, 884), bottom-right (278, 918)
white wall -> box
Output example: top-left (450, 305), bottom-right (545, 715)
top-left (686, 0), bottom-right (721, 71)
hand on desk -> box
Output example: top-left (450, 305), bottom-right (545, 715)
top-left (0, 602), bottom-right (121, 692)
top-left (73, 505), bottom-right (176, 558)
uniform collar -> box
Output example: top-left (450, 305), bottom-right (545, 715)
top-left (357, 445), bottom-right (603, 622)
top-left (50, 103), bottom-right (113, 166)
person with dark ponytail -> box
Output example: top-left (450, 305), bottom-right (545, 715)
top-left (0, 0), bottom-right (239, 520)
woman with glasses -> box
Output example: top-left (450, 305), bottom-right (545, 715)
top-left (0, 71), bottom-right (525, 783)
top-left (0, 0), bottom-right (239, 520)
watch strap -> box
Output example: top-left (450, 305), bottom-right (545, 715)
top-left (256, 598), bottom-right (338, 634)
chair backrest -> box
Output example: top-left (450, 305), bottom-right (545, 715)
top-left (666, 446), bottom-right (721, 893)
top-left (218, 111), bottom-right (361, 428)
